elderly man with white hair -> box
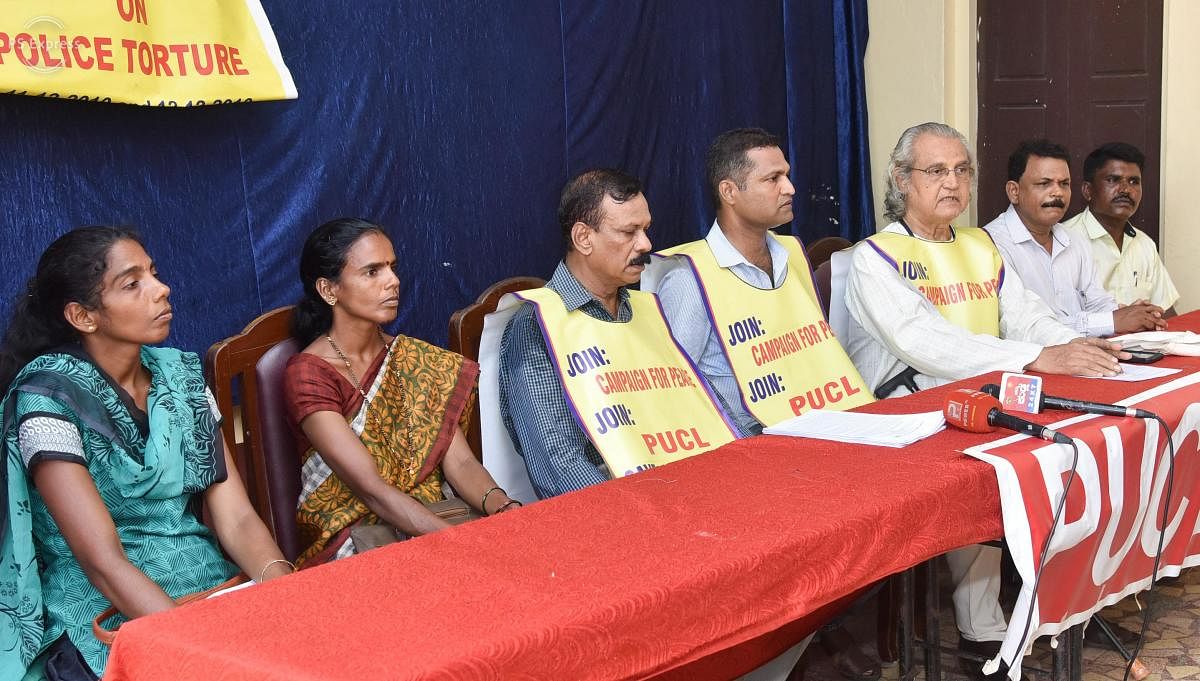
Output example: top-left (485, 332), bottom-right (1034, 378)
top-left (841, 122), bottom-right (1128, 680)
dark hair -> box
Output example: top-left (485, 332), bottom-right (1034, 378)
top-left (557, 169), bottom-right (643, 250)
top-left (1006, 139), bottom-right (1070, 182)
top-left (0, 226), bottom-right (142, 393)
top-left (291, 217), bottom-right (387, 345)
top-left (1082, 142), bottom-right (1145, 184)
top-left (705, 128), bottom-right (782, 209)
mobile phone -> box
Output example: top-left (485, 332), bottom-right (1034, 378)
top-left (1124, 350), bottom-right (1164, 364)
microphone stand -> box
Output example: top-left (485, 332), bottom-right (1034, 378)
top-left (1090, 618), bottom-right (1146, 677)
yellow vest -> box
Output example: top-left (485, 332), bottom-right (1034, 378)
top-left (660, 235), bottom-right (873, 425)
top-left (865, 227), bottom-right (1003, 336)
top-left (515, 287), bottom-right (738, 477)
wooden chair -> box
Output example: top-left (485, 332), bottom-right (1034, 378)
top-left (447, 276), bottom-right (544, 457)
top-left (205, 306), bottom-right (303, 559)
top-left (813, 260), bottom-right (834, 318)
top-left (804, 235), bottom-right (852, 270)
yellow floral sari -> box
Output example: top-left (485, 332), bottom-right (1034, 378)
top-left (296, 335), bottom-right (477, 565)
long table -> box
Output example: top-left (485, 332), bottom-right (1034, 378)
top-left (103, 314), bottom-right (1200, 681)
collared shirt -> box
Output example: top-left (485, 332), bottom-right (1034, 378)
top-left (1062, 208), bottom-right (1180, 309)
top-left (843, 222), bottom-right (1080, 394)
top-left (653, 221), bottom-right (791, 435)
top-left (983, 205), bottom-right (1116, 337)
top-left (498, 261), bottom-right (629, 499)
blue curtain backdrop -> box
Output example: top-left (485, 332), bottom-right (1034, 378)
top-left (0, 0), bottom-right (874, 355)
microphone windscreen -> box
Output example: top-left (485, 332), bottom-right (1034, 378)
top-left (980, 383), bottom-right (1000, 398)
top-left (943, 388), bottom-right (1000, 433)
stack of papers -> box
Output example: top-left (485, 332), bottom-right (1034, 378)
top-left (763, 409), bottom-right (946, 448)
top-left (1111, 331), bottom-right (1200, 357)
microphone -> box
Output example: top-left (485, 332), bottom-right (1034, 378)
top-left (943, 389), bottom-right (1073, 445)
top-left (980, 383), bottom-right (1153, 419)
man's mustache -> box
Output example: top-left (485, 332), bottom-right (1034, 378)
top-left (1113, 194), bottom-right (1134, 205)
top-left (630, 253), bottom-right (652, 266)
top-left (1041, 199), bottom-right (1065, 209)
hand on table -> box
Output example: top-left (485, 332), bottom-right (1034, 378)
top-left (1026, 337), bottom-right (1130, 377)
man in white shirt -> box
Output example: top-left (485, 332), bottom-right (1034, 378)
top-left (1062, 142), bottom-right (1180, 314)
top-left (843, 122), bottom-right (1128, 680)
top-left (982, 139), bottom-right (1164, 336)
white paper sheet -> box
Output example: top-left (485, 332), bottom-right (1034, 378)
top-left (763, 409), bottom-right (946, 447)
top-left (1079, 363), bottom-right (1182, 382)
top-left (206, 579), bottom-right (257, 599)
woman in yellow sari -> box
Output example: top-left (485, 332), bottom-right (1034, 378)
top-left (283, 218), bottom-right (519, 565)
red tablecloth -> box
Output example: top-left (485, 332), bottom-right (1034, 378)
top-left (103, 314), bottom-right (1200, 681)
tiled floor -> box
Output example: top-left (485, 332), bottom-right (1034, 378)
top-left (800, 567), bottom-right (1200, 681)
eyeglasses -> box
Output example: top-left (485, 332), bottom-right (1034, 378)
top-left (909, 165), bottom-right (975, 181)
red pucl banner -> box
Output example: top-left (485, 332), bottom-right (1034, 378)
top-left (964, 371), bottom-right (1200, 679)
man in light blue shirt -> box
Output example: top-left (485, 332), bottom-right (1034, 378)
top-left (649, 223), bottom-right (791, 436)
top-left (983, 139), bottom-right (1164, 337)
top-left (644, 127), bottom-right (880, 681)
top-left (646, 128), bottom-right (799, 436)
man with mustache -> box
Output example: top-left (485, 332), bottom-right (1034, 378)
top-left (484, 168), bottom-right (738, 501)
top-left (1063, 142), bottom-right (1179, 315)
top-left (983, 139), bottom-right (1165, 335)
top-left (843, 123), bottom-right (1128, 681)
top-left (643, 128), bottom-right (879, 681)
top-left (645, 128), bottom-right (872, 435)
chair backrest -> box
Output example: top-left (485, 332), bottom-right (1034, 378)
top-left (804, 235), bottom-right (852, 270)
top-left (204, 306), bottom-right (296, 549)
top-left (254, 338), bottom-right (302, 560)
top-left (814, 260), bottom-right (834, 318)
top-left (827, 247), bottom-right (854, 340)
top-left (447, 276), bottom-right (545, 457)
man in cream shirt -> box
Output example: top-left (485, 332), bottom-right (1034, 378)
top-left (1063, 142), bottom-right (1179, 315)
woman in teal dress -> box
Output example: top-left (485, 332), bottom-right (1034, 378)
top-left (0, 227), bottom-right (292, 679)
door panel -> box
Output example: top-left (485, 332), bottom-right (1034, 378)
top-left (978, 0), bottom-right (1162, 239)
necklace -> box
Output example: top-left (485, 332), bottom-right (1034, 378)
top-left (325, 329), bottom-right (420, 478)
top-left (325, 328), bottom-right (388, 401)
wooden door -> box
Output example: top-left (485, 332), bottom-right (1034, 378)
top-left (978, 0), bottom-right (1163, 239)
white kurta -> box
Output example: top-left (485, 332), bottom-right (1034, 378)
top-left (843, 221), bottom-right (1082, 643)
top-left (844, 221), bottom-right (1080, 396)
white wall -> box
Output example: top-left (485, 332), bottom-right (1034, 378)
top-left (1161, 0), bottom-right (1199, 313)
top-left (864, 0), bottom-right (977, 229)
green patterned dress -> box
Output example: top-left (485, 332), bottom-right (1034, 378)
top-left (0, 346), bottom-right (235, 678)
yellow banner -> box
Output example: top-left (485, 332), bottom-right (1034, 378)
top-left (516, 288), bottom-right (738, 478)
top-left (659, 235), bottom-right (874, 425)
top-left (0, 0), bottom-right (296, 106)
top-left (865, 227), bottom-right (1002, 336)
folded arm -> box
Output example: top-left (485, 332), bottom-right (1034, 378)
top-left (299, 410), bottom-right (450, 536)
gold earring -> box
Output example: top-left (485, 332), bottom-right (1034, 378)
top-left (326, 297), bottom-right (337, 306)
